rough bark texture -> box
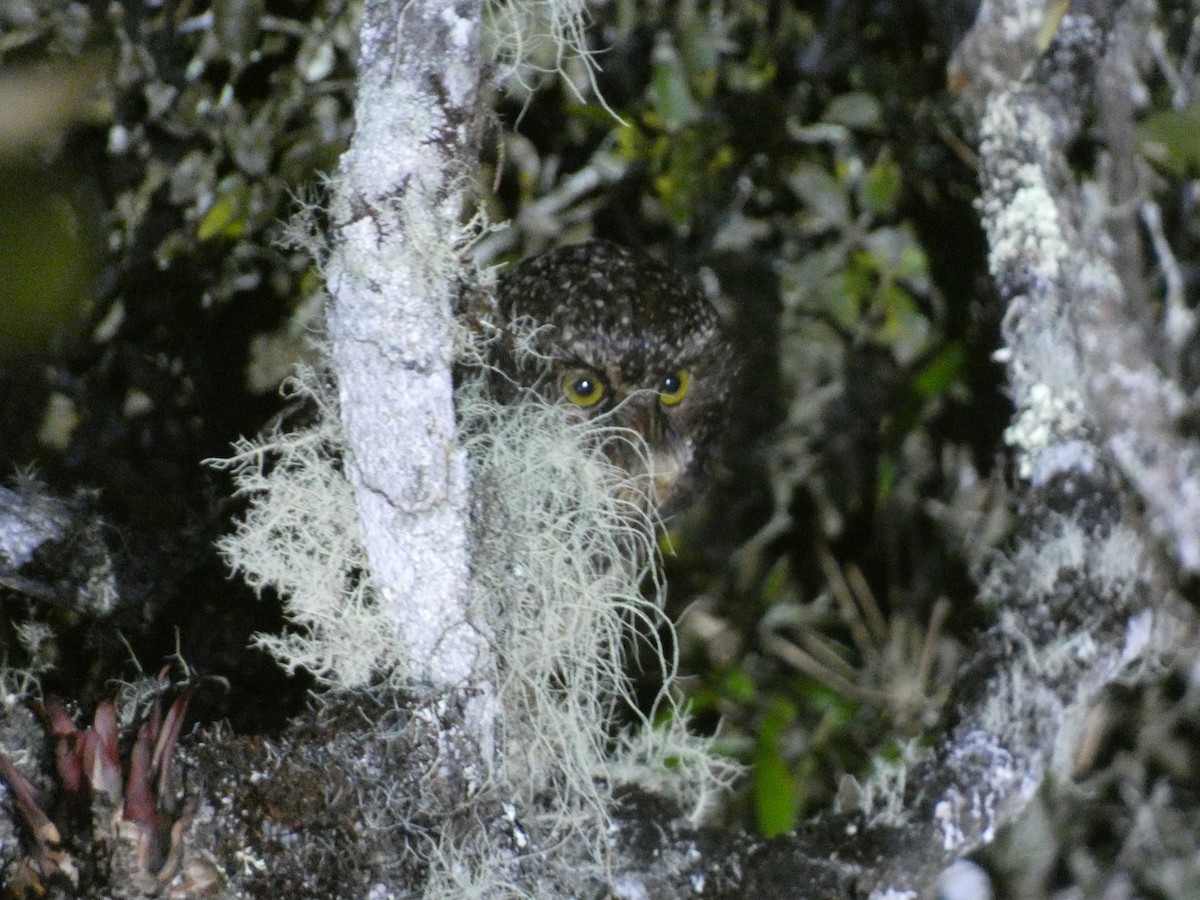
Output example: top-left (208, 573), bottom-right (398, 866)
top-left (323, 0), bottom-right (483, 687)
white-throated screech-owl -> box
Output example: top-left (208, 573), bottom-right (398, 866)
top-left (495, 239), bottom-right (736, 516)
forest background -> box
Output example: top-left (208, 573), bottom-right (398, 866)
top-left (3, 0), bottom-right (1200, 897)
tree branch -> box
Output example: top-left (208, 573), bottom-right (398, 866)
top-left (323, 0), bottom-right (484, 686)
top-left (587, 2), bottom-right (1200, 895)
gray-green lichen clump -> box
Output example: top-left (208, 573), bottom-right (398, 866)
top-left (211, 305), bottom-right (738, 893)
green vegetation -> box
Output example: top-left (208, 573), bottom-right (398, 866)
top-left (4, 1), bottom-right (1200, 895)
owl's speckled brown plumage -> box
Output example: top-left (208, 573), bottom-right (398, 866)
top-left (496, 239), bottom-right (736, 515)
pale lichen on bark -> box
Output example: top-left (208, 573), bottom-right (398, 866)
top-left (323, 0), bottom-right (485, 687)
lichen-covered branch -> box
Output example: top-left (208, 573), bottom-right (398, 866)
top-left (323, 0), bottom-right (483, 686)
top-left (567, 2), bottom-right (1199, 896)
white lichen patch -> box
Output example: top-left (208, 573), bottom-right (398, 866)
top-left (986, 171), bottom-right (1067, 285)
top-left (984, 517), bottom-right (1144, 622)
top-left (1121, 609), bottom-right (1153, 667)
top-left (1004, 382), bottom-right (1087, 479)
top-left (935, 792), bottom-right (967, 852)
top-left (999, 0), bottom-right (1053, 43)
top-left (935, 730), bottom-right (1032, 851)
top-left (211, 366), bottom-right (407, 688)
top-left (1091, 524), bottom-right (1145, 599)
top-left (854, 740), bottom-right (931, 828)
top-left (1028, 438), bottom-right (1096, 487)
top-left (936, 859), bottom-right (994, 900)
top-left (978, 95), bottom-right (1068, 297)
top-left (979, 95), bottom-right (1100, 485)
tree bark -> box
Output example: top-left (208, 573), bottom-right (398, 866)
top-left (323, 0), bottom-right (484, 687)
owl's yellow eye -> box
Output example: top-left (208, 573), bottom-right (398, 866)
top-left (658, 369), bottom-right (691, 407)
top-left (562, 370), bottom-right (606, 408)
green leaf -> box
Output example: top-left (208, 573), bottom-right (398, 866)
top-left (654, 135), bottom-right (704, 229)
top-left (863, 226), bottom-right (928, 283)
top-left (753, 750), bottom-right (798, 836)
top-left (721, 668), bottom-right (757, 704)
top-left (822, 92), bottom-right (883, 131)
top-left (1139, 101), bottom-right (1200, 177)
top-left (877, 453), bottom-right (896, 502)
top-left (788, 161), bottom-right (850, 232)
top-left (0, 187), bottom-right (93, 361)
top-left (858, 157), bottom-right (902, 217)
top-left (912, 342), bottom-right (966, 399)
top-left (679, 17), bottom-right (718, 100)
top-left (650, 38), bottom-right (703, 132)
top-left (754, 700), bottom-right (799, 836)
top-left (761, 558), bottom-right (791, 604)
top-left (875, 283), bottom-right (932, 365)
top-left (197, 181), bottom-right (250, 241)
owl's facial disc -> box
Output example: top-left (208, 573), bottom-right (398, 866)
top-left (495, 239), bottom-right (734, 518)
top-left (609, 394), bottom-right (694, 511)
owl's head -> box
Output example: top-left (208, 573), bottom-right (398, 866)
top-left (496, 240), bottom-right (735, 515)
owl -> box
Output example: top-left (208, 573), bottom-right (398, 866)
top-left (495, 239), bottom-right (736, 516)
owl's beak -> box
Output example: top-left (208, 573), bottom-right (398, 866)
top-left (613, 396), bottom-right (692, 511)
top-left (650, 452), bottom-right (685, 510)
